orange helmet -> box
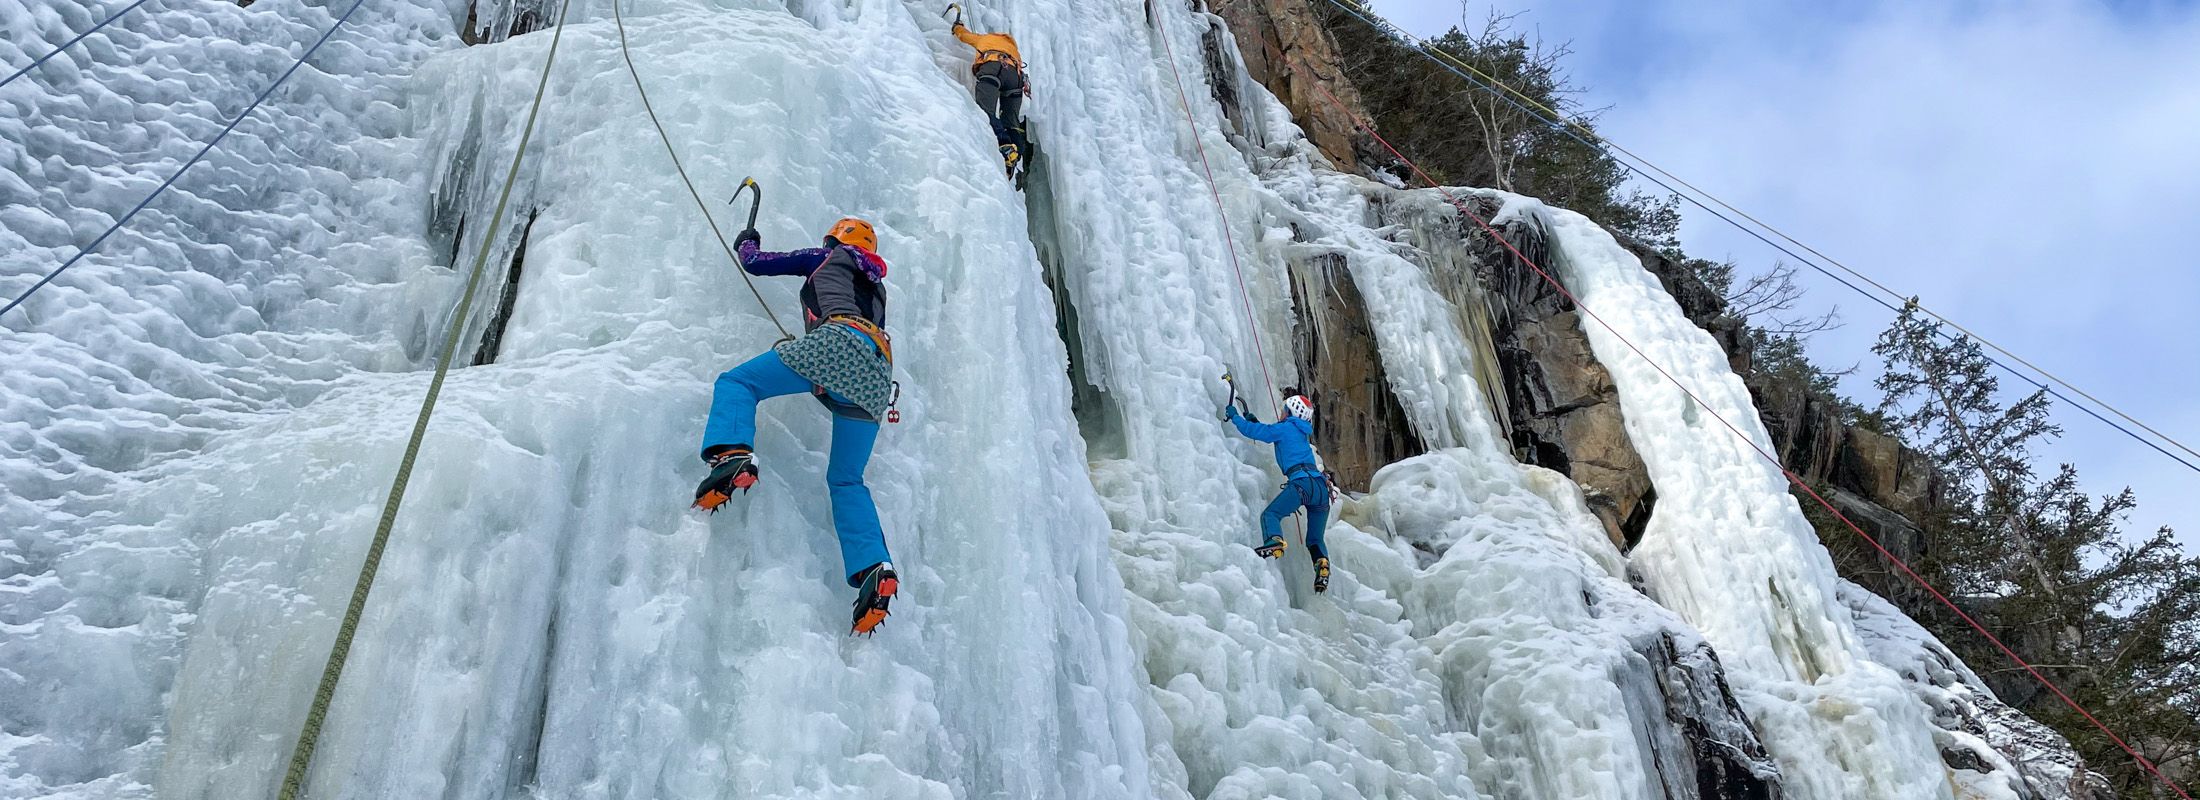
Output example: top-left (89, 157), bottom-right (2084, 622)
top-left (824, 217), bottom-right (878, 254)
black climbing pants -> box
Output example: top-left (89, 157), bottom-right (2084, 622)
top-left (972, 60), bottom-right (1025, 144)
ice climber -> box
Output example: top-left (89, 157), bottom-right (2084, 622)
top-left (694, 216), bottom-right (900, 635)
top-left (1225, 387), bottom-right (1335, 593)
top-left (945, 6), bottom-right (1030, 172)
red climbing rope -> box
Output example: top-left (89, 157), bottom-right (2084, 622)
top-left (1300, 73), bottom-right (2191, 799)
top-left (1150, 5), bottom-right (1280, 417)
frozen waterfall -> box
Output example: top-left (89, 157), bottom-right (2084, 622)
top-left (3, 0), bottom-right (2031, 798)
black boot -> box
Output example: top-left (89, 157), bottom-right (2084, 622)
top-left (1313, 557), bottom-right (1331, 593)
top-left (693, 445), bottom-right (759, 512)
top-left (851, 562), bottom-right (898, 635)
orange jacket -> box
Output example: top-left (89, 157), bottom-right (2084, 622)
top-left (952, 22), bottom-right (1021, 69)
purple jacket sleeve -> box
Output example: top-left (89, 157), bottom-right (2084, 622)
top-left (737, 241), bottom-right (829, 276)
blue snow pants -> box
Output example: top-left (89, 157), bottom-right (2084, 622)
top-left (701, 349), bottom-right (889, 587)
top-left (1260, 474), bottom-right (1332, 561)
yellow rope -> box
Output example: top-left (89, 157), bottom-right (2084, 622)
top-left (275, 1), bottom-right (575, 795)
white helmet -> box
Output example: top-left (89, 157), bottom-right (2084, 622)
top-left (1283, 393), bottom-right (1314, 422)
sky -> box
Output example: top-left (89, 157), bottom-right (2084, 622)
top-left (1364, 0), bottom-right (2200, 550)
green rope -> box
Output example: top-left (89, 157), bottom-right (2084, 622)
top-left (612, 0), bottom-right (793, 341)
top-left (274, 1), bottom-right (576, 796)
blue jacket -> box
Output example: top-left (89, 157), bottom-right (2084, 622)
top-left (1228, 406), bottom-right (1320, 476)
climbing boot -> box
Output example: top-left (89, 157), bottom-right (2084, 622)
top-left (851, 562), bottom-right (899, 636)
top-left (693, 445), bottom-right (759, 512)
top-left (1253, 536), bottom-right (1287, 560)
top-left (1313, 558), bottom-right (1331, 593)
top-left (1000, 142), bottom-right (1021, 171)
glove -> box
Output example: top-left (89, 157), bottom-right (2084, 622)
top-left (735, 228), bottom-right (760, 250)
top-left (1225, 404), bottom-right (1241, 420)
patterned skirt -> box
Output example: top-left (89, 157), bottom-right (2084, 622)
top-left (774, 321), bottom-right (894, 421)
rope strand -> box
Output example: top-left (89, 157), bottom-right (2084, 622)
top-left (276, 2), bottom-right (575, 796)
top-left (1300, 72), bottom-right (2189, 799)
top-left (612, 0), bottom-right (792, 341)
top-left (0, 0), bottom-right (157, 91)
top-left (1149, 4), bottom-right (1279, 417)
top-left (2, 0), bottom-right (367, 322)
top-left (1316, 0), bottom-right (2200, 475)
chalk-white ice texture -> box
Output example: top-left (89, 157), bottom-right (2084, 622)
top-left (2, 0), bottom-right (2079, 798)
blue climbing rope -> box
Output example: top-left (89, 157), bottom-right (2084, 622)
top-left (1, 0), bottom-right (367, 322)
top-left (0, 0), bottom-right (158, 91)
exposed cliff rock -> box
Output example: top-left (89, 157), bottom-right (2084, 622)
top-left (1363, 193), bottom-right (1656, 551)
top-left (1623, 630), bottom-right (1783, 800)
top-left (1286, 252), bottom-right (1425, 491)
top-left (1204, 0), bottom-right (1373, 170)
top-left (1845, 584), bottom-right (2116, 800)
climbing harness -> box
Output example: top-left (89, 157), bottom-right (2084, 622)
top-left (1297, 70), bottom-right (2192, 800)
top-left (828, 313), bottom-right (894, 365)
top-left (0, 0), bottom-right (157, 91)
top-left (2, 0), bottom-right (368, 321)
top-left (275, 2), bottom-right (574, 798)
top-left (614, 0), bottom-right (793, 342)
top-left (1318, 0), bottom-right (2200, 477)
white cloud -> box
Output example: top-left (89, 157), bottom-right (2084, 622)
top-left (1365, 0), bottom-right (2200, 546)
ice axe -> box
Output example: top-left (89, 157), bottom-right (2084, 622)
top-left (941, 3), bottom-right (962, 24)
top-left (727, 177), bottom-right (761, 231)
top-left (1219, 371), bottom-right (1251, 421)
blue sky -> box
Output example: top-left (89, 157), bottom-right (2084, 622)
top-left (1365, 0), bottom-right (2200, 549)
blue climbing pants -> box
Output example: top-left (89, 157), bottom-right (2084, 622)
top-left (1260, 475), bottom-right (1332, 561)
top-left (702, 349), bottom-right (890, 587)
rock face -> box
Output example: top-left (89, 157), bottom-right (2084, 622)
top-left (1204, 0), bottom-right (1373, 170)
top-left (1286, 252), bottom-right (1425, 491)
top-left (1622, 630), bottom-right (1784, 800)
top-left (1843, 584), bottom-right (2116, 800)
top-left (1476, 216), bottom-right (1658, 552)
top-left (1366, 193), bottom-right (1657, 551)
top-left (1225, 4), bottom-right (2108, 796)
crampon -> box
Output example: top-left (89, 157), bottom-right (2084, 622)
top-left (851, 562), bottom-right (898, 635)
top-left (693, 447), bottom-right (759, 512)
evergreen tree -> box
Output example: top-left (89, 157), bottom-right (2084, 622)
top-left (1874, 306), bottom-right (2200, 796)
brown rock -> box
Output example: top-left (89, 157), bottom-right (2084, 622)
top-left (1512, 311), bottom-right (1655, 549)
top-left (1207, 0), bottom-right (1373, 170)
top-left (1287, 252), bottom-right (1425, 491)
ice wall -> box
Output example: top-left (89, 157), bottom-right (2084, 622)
top-left (11, 0), bottom-right (1161, 797)
top-left (1037, 5), bottom-right (1784, 796)
top-left (4, 0), bottom-right (457, 795)
top-left (1528, 199), bottom-right (1952, 798)
top-left (5, 0), bottom-right (2012, 797)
